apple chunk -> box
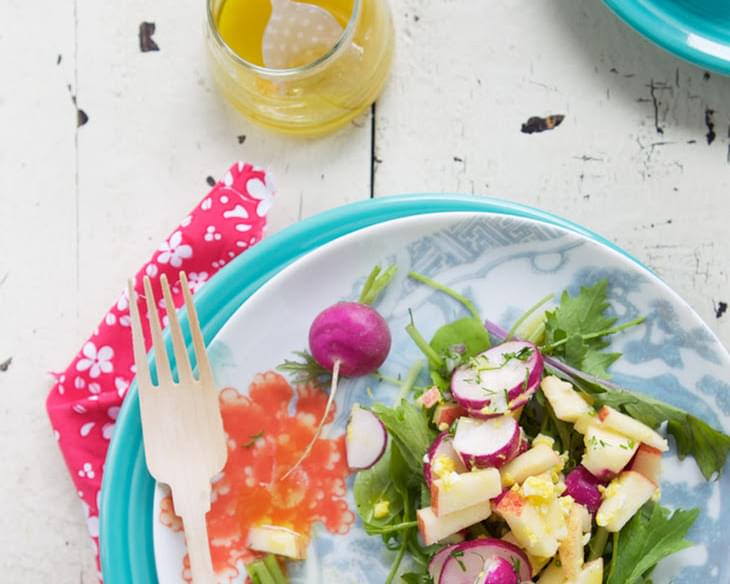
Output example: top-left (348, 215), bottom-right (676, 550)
top-left (597, 406), bottom-right (669, 451)
top-left (581, 424), bottom-right (638, 480)
top-left (432, 467), bottom-right (501, 516)
top-left (500, 444), bottom-right (562, 487)
top-left (536, 561), bottom-right (564, 584)
top-left (248, 525), bottom-right (309, 559)
top-left (417, 501), bottom-right (491, 545)
top-left (629, 444), bottom-right (663, 483)
top-left (575, 558), bottom-right (603, 584)
top-left (502, 531), bottom-right (551, 574)
top-left (536, 558), bottom-right (603, 584)
top-left (541, 376), bottom-right (591, 422)
top-left (596, 471), bottom-right (656, 532)
top-left (558, 502), bottom-right (585, 580)
top-left (494, 491), bottom-right (560, 557)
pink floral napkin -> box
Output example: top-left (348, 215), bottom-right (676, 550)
top-left (45, 161), bottom-right (274, 574)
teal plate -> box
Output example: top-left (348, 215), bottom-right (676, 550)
top-left (99, 194), bottom-right (652, 582)
top-left (604, 0), bottom-right (730, 75)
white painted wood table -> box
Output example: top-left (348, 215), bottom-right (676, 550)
top-left (1, 0), bottom-right (729, 581)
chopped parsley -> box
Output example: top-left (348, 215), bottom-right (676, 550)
top-left (450, 550), bottom-right (467, 572)
top-left (501, 346), bottom-right (533, 363)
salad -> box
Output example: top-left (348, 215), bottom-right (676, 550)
top-left (259, 266), bottom-right (730, 584)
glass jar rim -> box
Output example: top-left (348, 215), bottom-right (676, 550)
top-left (206, 0), bottom-right (362, 78)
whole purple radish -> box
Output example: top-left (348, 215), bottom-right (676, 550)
top-left (280, 265), bottom-right (396, 480)
top-left (309, 301), bottom-right (391, 377)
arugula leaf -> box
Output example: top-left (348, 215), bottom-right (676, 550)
top-left (581, 349), bottom-right (621, 379)
top-left (556, 365), bottom-right (730, 480)
top-left (429, 317), bottom-right (490, 364)
top-left (607, 502), bottom-right (698, 584)
top-left (542, 279), bottom-right (642, 379)
top-left (353, 447), bottom-right (403, 527)
top-left (546, 279), bottom-right (616, 340)
top-left (371, 400), bottom-right (437, 478)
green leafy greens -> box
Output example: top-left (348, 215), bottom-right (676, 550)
top-left (561, 367), bottom-right (730, 480)
top-left (607, 502), bottom-right (699, 584)
top-left (354, 401), bottom-right (437, 582)
top-left (542, 279), bottom-right (645, 379)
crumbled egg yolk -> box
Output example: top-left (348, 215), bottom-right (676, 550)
top-left (532, 434), bottom-right (555, 448)
top-left (432, 455), bottom-right (457, 479)
top-left (439, 471), bottom-right (460, 492)
top-left (373, 500), bottom-right (390, 519)
top-left (596, 481), bottom-right (624, 527)
top-left (438, 422), bottom-right (449, 431)
top-left (522, 475), bottom-right (556, 504)
top-left (559, 495), bottom-right (575, 516)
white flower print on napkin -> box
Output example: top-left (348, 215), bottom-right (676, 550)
top-left (187, 272), bottom-right (209, 292)
top-left (246, 175), bottom-right (275, 217)
top-left (76, 342), bottom-right (114, 378)
top-left (157, 231), bottom-right (193, 268)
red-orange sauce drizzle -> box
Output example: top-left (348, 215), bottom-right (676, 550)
top-left (159, 371), bottom-right (354, 582)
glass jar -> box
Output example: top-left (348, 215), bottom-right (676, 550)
top-left (206, 0), bottom-right (395, 136)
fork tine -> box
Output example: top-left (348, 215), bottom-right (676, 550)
top-left (143, 275), bottom-right (173, 386)
top-left (127, 279), bottom-right (152, 389)
top-left (179, 272), bottom-right (213, 385)
top-left (160, 273), bottom-right (194, 383)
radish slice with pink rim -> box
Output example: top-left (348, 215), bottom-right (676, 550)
top-left (423, 431), bottom-right (467, 487)
top-left (451, 341), bottom-right (543, 415)
top-left (453, 416), bottom-right (521, 469)
top-left (428, 543), bottom-right (460, 582)
top-left (346, 405), bottom-right (387, 470)
top-left (439, 539), bottom-right (531, 583)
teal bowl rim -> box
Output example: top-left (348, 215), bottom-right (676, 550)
top-left (604, 0), bottom-right (730, 75)
top-left (99, 193), bottom-right (651, 582)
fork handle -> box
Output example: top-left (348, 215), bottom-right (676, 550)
top-left (182, 510), bottom-right (215, 583)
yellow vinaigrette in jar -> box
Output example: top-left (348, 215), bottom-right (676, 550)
top-left (207, 0), bottom-right (394, 136)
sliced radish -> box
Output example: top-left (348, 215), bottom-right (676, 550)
top-left (480, 557), bottom-right (519, 584)
top-left (564, 466), bottom-right (604, 514)
top-left (428, 544), bottom-right (460, 583)
top-left (453, 416), bottom-right (521, 469)
top-left (424, 431), bottom-right (467, 487)
top-left (439, 539), bottom-right (531, 584)
top-left (346, 405), bottom-right (387, 470)
top-left (451, 341), bottom-right (543, 414)
top-left (465, 384), bottom-right (538, 420)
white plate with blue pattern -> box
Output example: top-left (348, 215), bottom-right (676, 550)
top-left (154, 212), bottom-right (730, 583)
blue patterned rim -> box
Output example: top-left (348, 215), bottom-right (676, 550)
top-left (99, 193), bottom-right (656, 582)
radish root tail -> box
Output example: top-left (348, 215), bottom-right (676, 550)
top-left (280, 359), bottom-right (342, 481)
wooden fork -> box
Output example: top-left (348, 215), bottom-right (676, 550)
top-left (128, 272), bottom-right (228, 583)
